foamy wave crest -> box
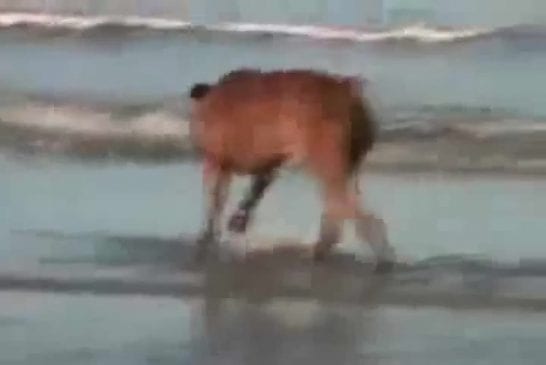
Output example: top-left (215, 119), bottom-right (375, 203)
top-left (1, 102), bottom-right (188, 137)
top-left (214, 22), bottom-right (493, 43)
top-left (0, 12), bottom-right (495, 43)
top-left (0, 12), bottom-right (191, 30)
top-left (0, 100), bottom-right (196, 161)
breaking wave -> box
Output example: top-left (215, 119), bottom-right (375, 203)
top-left (1, 95), bottom-right (545, 174)
top-left (0, 12), bottom-right (531, 44)
top-left (0, 97), bottom-right (196, 161)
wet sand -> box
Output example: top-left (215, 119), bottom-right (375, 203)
top-left (2, 157), bottom-right (546, 364)
top-left (2, 289), bottom-right (546, 365)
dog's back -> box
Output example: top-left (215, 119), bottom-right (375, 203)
top-left (189, 68), bottom-right (376, 175)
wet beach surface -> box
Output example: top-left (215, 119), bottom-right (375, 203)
top-left (3, 237), bottom-right (546, 365)
top-left (2, 157), bottom-right (546, 364)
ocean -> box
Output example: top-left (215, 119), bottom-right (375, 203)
top-left (1, 11), bottom-right (546, 171)
top-left (2, 3), bottom-right (546, 364)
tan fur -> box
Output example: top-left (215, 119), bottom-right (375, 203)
top-left (189, 68), bottom-right (395, 271)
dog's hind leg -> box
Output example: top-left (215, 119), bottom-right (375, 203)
top-left (196, 157), bottom-right (232, 260)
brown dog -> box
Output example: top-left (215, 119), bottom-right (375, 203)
top-left (188, 68), bottom-right (395, 272)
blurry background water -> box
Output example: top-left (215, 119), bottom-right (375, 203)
top-left (2, 0), bottom-right (546, 26)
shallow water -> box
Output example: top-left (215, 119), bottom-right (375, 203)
top-left (2, 292), bottom-right (546, 365)
top-left (3, 158), bottom-right (546, 264)
top-left (3, 156), bottom-right (546, 360)
top-left (1, 25), bottom-right (546, 116)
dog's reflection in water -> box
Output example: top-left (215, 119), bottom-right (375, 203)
top-left (189, 243), bottom-right (389, 365)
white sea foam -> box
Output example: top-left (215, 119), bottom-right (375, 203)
top-left (0, 102), bottom-right (189, 138)
top-left (0, 12), bottom-right (494, 43)
top-left (0, 12), bottom-right (191, 30)
top-left (214, 22), bottom-right (493, 43)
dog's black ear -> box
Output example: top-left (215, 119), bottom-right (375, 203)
top-left (189, 83), bottom-right (212, 99)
